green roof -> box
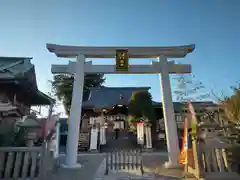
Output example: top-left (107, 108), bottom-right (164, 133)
top-left (0, 57), bottom-right (54, 105)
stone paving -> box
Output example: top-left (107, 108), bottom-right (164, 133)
top-left (45, 153), bottom-right (196, 180)
top-left (46, 154), bottom-right (105, 180)
top-left (94, 153), bottom-right (188, 180)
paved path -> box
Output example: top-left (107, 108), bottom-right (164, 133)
top-left (46, 153), bottom-right (195, 180)
top-left (46, 154), bottom-right (105, 180)
top-left (94, 153), bottom-right (188, 180)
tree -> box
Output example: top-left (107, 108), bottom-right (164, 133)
top-left (218, 82), bottom-right (240, 125)
top-left (51, 74), bottom-right (105, 115)
top-left (213, 82), bottom-right (240, 172)
top-left (128, 90), bottom-right (156, 134)
top-left (174, 74), bottom-right (211, 103)
top-left (174, 74), bottom-right (217, 123)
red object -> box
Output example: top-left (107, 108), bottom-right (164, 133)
top-left (137, 122), bottom-right (144, 126)
top-left (179, 118), bottom-right (188, 165)
top-left (37, 116), bottom-right (55, 138)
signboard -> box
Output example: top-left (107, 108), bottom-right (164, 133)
top-left (116, 49), bottom-right (129, 72)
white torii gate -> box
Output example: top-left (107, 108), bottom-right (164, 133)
top-left (47, 43), bottom-right (195, 168)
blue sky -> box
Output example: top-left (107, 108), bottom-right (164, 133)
top-left (0, 0), bottom-right (240, 114)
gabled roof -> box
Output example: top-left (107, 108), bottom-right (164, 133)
top-left (0, 78), bottom-right (54, 105)
top-left (82, 86), bottom-right (218, 111)
top-left (0, 57), bottom-right (54, 105)
top-left (0, 56), bottom-right (37, 88)
top-left (83, 87), bottom-right (150, 109)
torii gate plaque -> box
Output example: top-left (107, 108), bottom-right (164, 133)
top-left (47, 43), bottom-right (195, 169)
top-left (116, 49), bottom-right (129, 72)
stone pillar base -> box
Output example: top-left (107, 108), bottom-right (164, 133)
top-left (164, 161), bottom-right (183, 169)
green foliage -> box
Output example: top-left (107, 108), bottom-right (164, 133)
top-left (127, 115), bottom-right (138, 133)
top-left (216, 83), bottom-right (240, 172)
top-left (51, 74), bottom-right (105, 115)
top-left (220, 83), bottom-right (240, 124)
top-left (128, 90), bottom-right (156, 127)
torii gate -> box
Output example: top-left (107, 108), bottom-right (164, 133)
top-left (47, 43), bottom-right (195, 168)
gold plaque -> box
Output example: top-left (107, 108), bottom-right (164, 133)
top-left (116, 49), bottom-right (129, 71)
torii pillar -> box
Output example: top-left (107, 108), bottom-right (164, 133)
top-left (159, 55), bottom-right (179, 167)
top-left (47, 43), bottom-right (195, 168)
top-left (64, 55), bottom-right (85, 168)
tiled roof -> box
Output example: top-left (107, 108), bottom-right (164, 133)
top-left (0, 57), bottom-right (36, 85)
top-left (82, 87), bottom-right (217, 110)
top-left (83, 87), bottom-right (151, 109)
top-left (0, 57), bottom-right (54, 105)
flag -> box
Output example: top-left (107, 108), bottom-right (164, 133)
top-left (188, 102), bottom-right (198, 137)
top-left (179, 117), bottom-right (188, 165)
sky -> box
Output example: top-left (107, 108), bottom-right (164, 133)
top-left (0, 0), bottom-right (240, 116)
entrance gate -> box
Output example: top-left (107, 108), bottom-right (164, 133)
top-left (47, 43), bottom-right (195, 168)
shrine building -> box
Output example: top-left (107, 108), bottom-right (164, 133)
top-left (79, 86), bottom-right (218, 132)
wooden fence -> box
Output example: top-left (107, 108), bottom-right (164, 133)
top-left (199, 139), bottom-right (240, 179)
top-left (186, 138), bottom-right (240, 179)
top-left (105, 149), bottom-right (143, 175)
top-left (0, 146), bottom-right (48, 179)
